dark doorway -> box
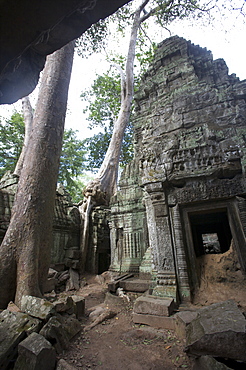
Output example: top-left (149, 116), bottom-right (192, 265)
top-left (189, 211), bottom-right (232, 257)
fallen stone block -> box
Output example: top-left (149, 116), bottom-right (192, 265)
top-left (53, 296), bottom-right (75, 315)
top-left (71, 295), bottom-right (85, 320)
top-left (39, 316), bottom-right (69, 353)
top-left (0, 310), bottom-right (42, 369)
top-left (14, 332), bottom-right (56, 370)
top-left (175, 311), bottom-right (198, 339)
top-left (66, 268), bottom-right (79, 291)
top-left (40, 315), bottom-right (81, 353)
top-left (120, 279), bottom-right (150, 292)
top-left (185, 300), bottom-right (246, 362)
top-left (56, 359), bottom-right (77, 370)
top-left (21, 296), bottom-right (55, 320)
top-left (132, 313), bottom-right (175, 330)
top-left (193, 355), bottom-right (233, 370)
top-left (133, 295), bottom-right (175, 317)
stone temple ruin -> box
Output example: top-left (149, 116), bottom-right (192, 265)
top-left (109, 35), bottom-right (246, 305)
top-left (0, 36), bottom-right (246, 306)
top-left (1, 35), bottom-right (246, 369)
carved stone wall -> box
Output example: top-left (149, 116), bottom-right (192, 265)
top-left (0, 175), bottom-right (80, 270)
top-left (111, 36), bottom-right (246, 303)
top-left (110, 159), bottom-right (149, 275)
top-left (86, 206), bottom-right (111, 274)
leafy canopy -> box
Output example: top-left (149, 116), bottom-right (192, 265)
top-left (81, 70), bottom-right (134, 172)
top-left (0, 113), bottom-right (86, 202)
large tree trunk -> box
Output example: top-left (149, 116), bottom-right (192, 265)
top-left (0, 40), bottom-right (75, 308)
top-left (80, 0), bottom-right (150, 271)
top-left (14, 96), bottom-right (34, 176)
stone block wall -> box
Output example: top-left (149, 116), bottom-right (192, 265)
top-left (111, 36), bottom-right (246, 304)
top-left (0, 174), bottom-right (81, 270)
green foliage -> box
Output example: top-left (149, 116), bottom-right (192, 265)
top-left (0, 113), bottom-right (86, 202)
top-left (81, 70), bottom-right (134, 172)
top-left (75, 19), bottom-right (109, 57)
top-left (0, 112), bottom-right (25, 178)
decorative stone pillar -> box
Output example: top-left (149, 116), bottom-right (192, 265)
top-left (144, 182), bottom-right (177, 299)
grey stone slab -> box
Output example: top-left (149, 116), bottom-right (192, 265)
top-left (71, 295), bottom-right (85, 320)
top-left (14, 332), bottom-right (56, 370)
top-left (0, 310), bottom-right (42, 369)
top-left (65, 268), bottom-right (79, 291)
top-left (133, 295), bottom-right (175, 317)
top-left (120, 279), bottom-right (150, 292)
top-left (21, 296), bottom-right (55, 320)
top-left (175, 311), bottom-right (198, 339)
top-left (132, 313), bottom-right (175, 330)
top-left (40, 315), bottom-right (81, 353)
top-left (185, 300), bottom-right (246, 362)
top-left (108, 274), bottom-right (134, 293)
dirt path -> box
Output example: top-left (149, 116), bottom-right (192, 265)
top-left (57, 276), bottom-right (193, 369)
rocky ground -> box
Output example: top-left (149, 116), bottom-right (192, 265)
top-left (56, 275), bottom-right (193, 370)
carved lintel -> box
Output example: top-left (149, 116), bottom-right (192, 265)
top-left (144, 182), bottom-right (163, 194)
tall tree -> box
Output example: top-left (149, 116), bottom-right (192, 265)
top-left (0, 112), bottom-right (86, 201)
top-left (80, 0), bottom-right (209, 270)
top-left (0, 40), bottom-right (75, 308)
top-left (81, 71), bottom-right (134, 172)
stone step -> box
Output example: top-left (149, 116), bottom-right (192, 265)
top-left (133, 295), bottom-right (176, 317)
top-left (119, 279), bottom-right (151, 293)
top-left (107, 274), bottom-right (134, 292)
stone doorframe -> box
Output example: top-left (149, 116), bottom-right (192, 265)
top-left (180, 197), bottom-right (246, 301)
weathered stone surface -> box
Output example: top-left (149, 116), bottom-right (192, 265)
top-left (108, 274), bottom-right (134, 293)
top-left (71, 295), bottom-right (85, 320)
top-left (108, 35), bottom-right (246, 306)
top-left (185, 300), bottom-right (246, 361)
top-left (21, 296), bottom-right (55, 320)
top-left (132, 313), bottom-right (175, 330)
top-left (133, 296), bottom-right (175, 317)
top-left (14, 332), bottom-right (56, 370)
top-left (0, 310), bottom-right (42, 369)
top-left (53, 296), bottom-right (75, 315)
top-left (7, 301), bottom-right (21, 313)
top-left (65, 268), bottom-right (80, 291)
top-left (175, 311), bottom-right (198, 339)
top-left (40, 315), bottom-right (81, 353)
top-left (86, 206), bottom-right (111, 274)
top-left (192, 355), bottom-right (232, 370)
top-left (56, 359), bottom-right (77, 370)
top-left (120, 279), bottom-right (150, 292)
top-left (0, 180), bottom-right (81, 271)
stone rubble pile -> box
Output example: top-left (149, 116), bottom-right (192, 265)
top-left (0, 293), bottom-right (85, 370)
